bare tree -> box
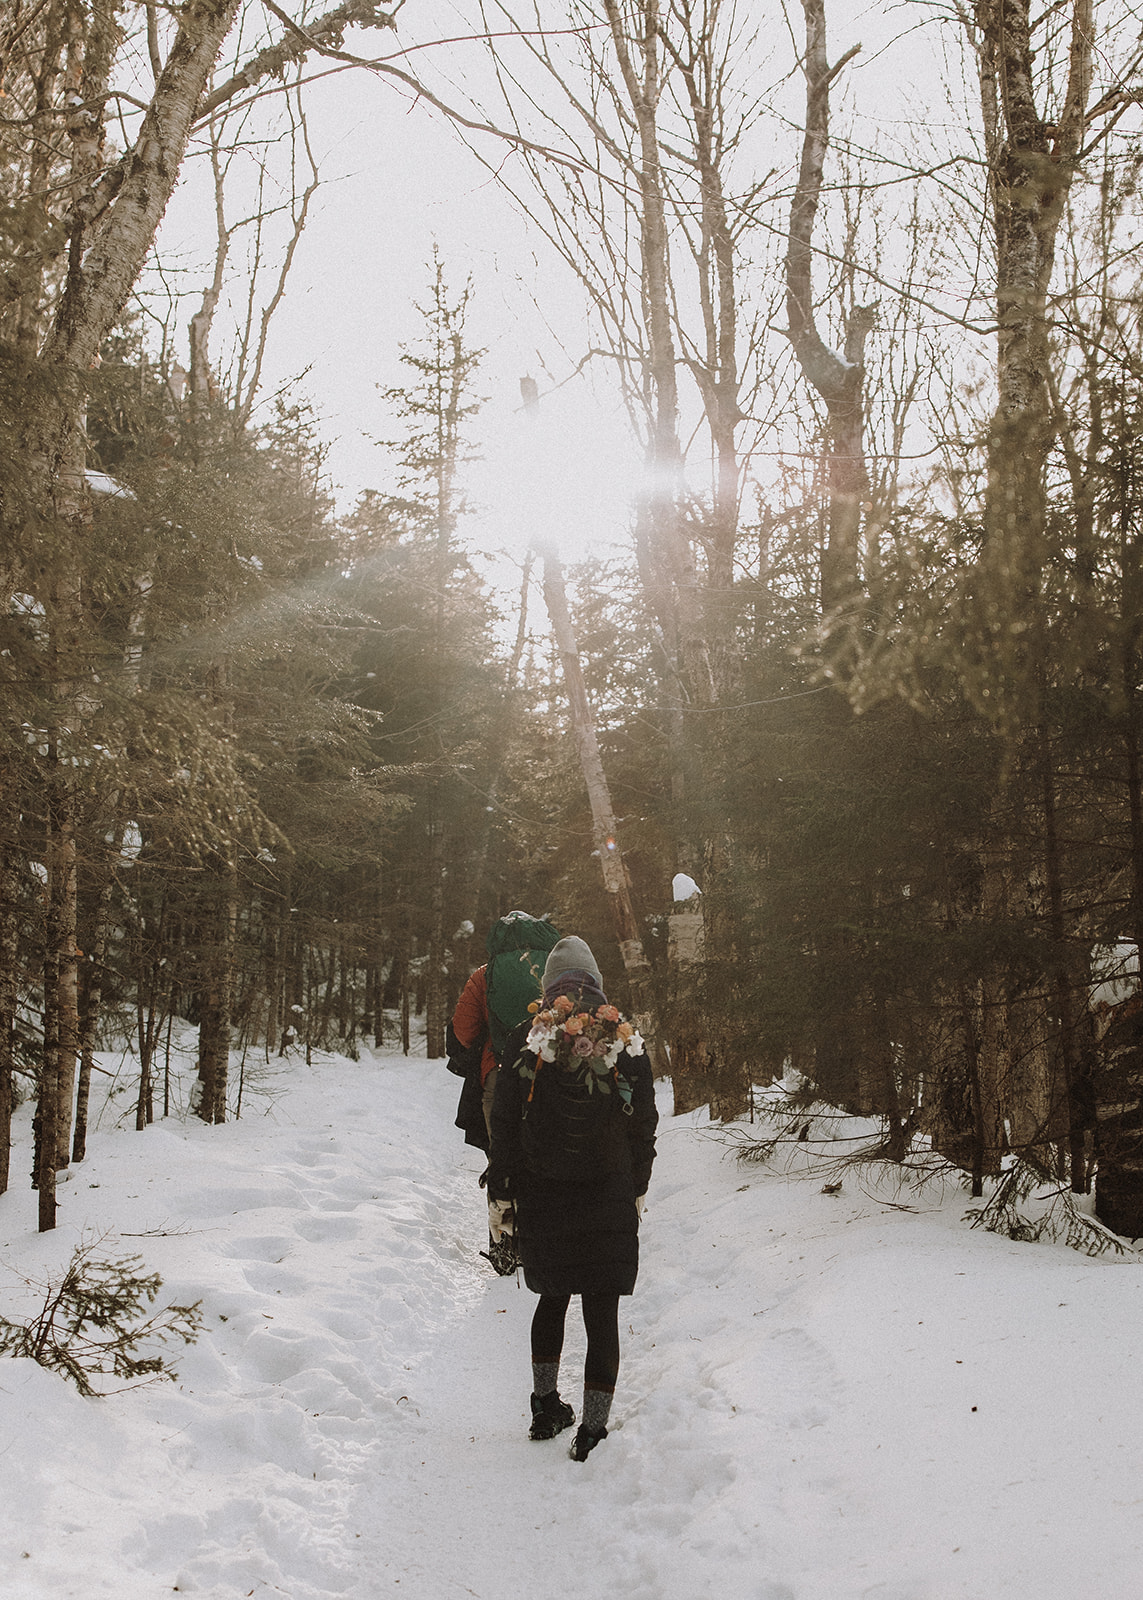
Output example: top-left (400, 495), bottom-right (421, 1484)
top-left (784, 0), bottom-right (876, 614)
top-left (964, 0), bottom-right (1093, 671)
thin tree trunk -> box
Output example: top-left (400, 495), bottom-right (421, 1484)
top-left (976, 841), bottom-right (1012, 1185)
top-left (265, 892), bottom-right (281, 1056)
top-left (373, 863), bottom-right (385, 1048)
top-left (45, 728), bottom-right (79, 1178)
top-left (36, 912), bottom-right (61, 1230)
top-left (73, 862), bottom-right (117, 1162)
top-left (135, 941), bottom-right (169, 1134)
top-left (1094, 637), bottom-right (1143, 1234)
top-left (195, 852), bottom-right (237, 1123)
top-left (0, 857), bottom-right (18, 1195)
top-left (425, 819), bottom-right (447, 1058)
top-left (786, 0), bottom-right (873, 613)
top-left (1040, 736), bottom-right (1085, 1190)
top-left (540, 546), bottom-right (664, 1065)
top-left (400, 935), bottom-right (411, 1056)
top-left (463, 547), bottom-right (535, 934)
top-left (658, 5), bottom-right (743, 680)
top-left (601, 0), bottom-right (715, 712)
top-left (164, 1003), bottom-right (174, 1118)
top-left (963, 979), bottom-right (988, 1200)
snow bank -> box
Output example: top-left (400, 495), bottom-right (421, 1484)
top-left (2, 1042), bottom-right (1142, 1599)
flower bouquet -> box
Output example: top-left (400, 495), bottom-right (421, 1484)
top-left (523, 995), bottom-right (645, 1098)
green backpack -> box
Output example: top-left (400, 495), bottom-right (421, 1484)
top-left (484, 912), bottom-right (561, 1062)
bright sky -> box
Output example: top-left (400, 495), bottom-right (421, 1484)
top-left (153, 0), bottom-right (954, 572)
top-left (261, 63), bottom-right (645, 562)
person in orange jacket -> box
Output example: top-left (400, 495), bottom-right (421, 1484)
top-left (447, 912), bottom-right (561, 1272)
top-left (449, 962), bottom-right (500, 1146)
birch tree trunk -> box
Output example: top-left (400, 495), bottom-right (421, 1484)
top-left (13, 0), bottom-right (399, 1206)
top-left (785, 0), bottom-right (875, 614)
top-left (969, 0), bottom-right (1093, 671)
top-left (964, 1), bottom-right (1094, 1190)
top-left (601, 0), bottom-right (716, 707)
top-left (659, 8), bottom-right (743, 666)
top-left (18, 0), bottom-right (244, 1227)
top-left (539, 545), bottom-right (665, 1068)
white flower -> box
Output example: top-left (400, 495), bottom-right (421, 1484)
top-left (526, 1022), bottom-right (558, 1062)
top-left (623, 1030), bottom-right (645, 1057)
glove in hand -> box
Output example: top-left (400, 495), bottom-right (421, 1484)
top-left (488, 1197), bottom-right (515, 1241)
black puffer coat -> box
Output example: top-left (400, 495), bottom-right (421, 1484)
top-left (487, 1014), bottom-right (658, 1297)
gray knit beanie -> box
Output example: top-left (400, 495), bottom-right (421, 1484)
top-left (542, 935), bottom-right (603, 991)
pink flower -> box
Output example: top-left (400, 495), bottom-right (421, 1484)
top-left (572, 1035), bottom-right (595, 1057)
top-left (596, 1004), bottom-right (620, 1023)
top-left (592, 1039), bottom-right (610, 1057)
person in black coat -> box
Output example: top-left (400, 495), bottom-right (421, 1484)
top-left (487, 935), bottom-right (658, 1461)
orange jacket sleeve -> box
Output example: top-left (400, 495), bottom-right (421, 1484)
top-left (451, 967), bottom-right (498, 1084)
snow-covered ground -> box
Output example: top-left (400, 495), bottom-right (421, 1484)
top-left (2, 1036), bottom-right (1142, 1600)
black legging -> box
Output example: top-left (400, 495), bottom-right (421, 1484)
top-left (531, 1292), bottom-right (621, 1390)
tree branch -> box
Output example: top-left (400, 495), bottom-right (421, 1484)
top-left (195, 0), bottom-right (397, 122)
top-left (784, 0), bottom-right (861, 402)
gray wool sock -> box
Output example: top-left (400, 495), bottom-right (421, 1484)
top-left (532, 1362), bottom-right (560, 1398)
top-left (581, 1386), bottom-right (614, 1433)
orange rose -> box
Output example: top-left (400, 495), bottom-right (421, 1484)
top-left (597, 1004), bottom-right (620, 1023)
top-left (563, 1015), bottom-right (586, 1035)
top-left (617, 1022), bottom-right (633, 1041)
top-left (552, 995), bottom-right (574, 1014)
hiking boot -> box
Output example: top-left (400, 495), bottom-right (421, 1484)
top-left (569, 1423), bottom-right (607, 1461)
top-left (529, 1390), bottom-right (575, 1441)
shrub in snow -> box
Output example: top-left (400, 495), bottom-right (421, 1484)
top-left (0, 1241), bottom-right (203, 1396)
top-left (966, 1161), bottom-right (1138, 1258)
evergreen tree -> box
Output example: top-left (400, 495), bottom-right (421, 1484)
top-left (342, 259), bottom-right (506, 1056)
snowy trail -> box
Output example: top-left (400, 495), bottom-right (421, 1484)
top-left (348, 1111), bottom-right (769, 1600)
top-left (3, 1044), bottom-right (1143, 1599)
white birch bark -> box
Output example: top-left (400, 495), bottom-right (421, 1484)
top-left (538, 543), bottom-right (664, 1062)
top-left (785, 0), bottom-right (874, 613)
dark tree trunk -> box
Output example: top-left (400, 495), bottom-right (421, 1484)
top-left (1040, 739), bottom-right (1086, 1190)
top-left (1094, 652), bottom-right (1143, 1234)
top-left (73, 864), bottom-right (117, 1162)
top-left (195, 855), bottom-right (236, 1123)
top-left (425, 819), bottom-right (447, 1059)
top-left (0, 856), bottom-right (18, 1194)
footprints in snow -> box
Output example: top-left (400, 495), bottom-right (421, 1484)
top-left (199, 1124), bottom-right (486, 1420)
